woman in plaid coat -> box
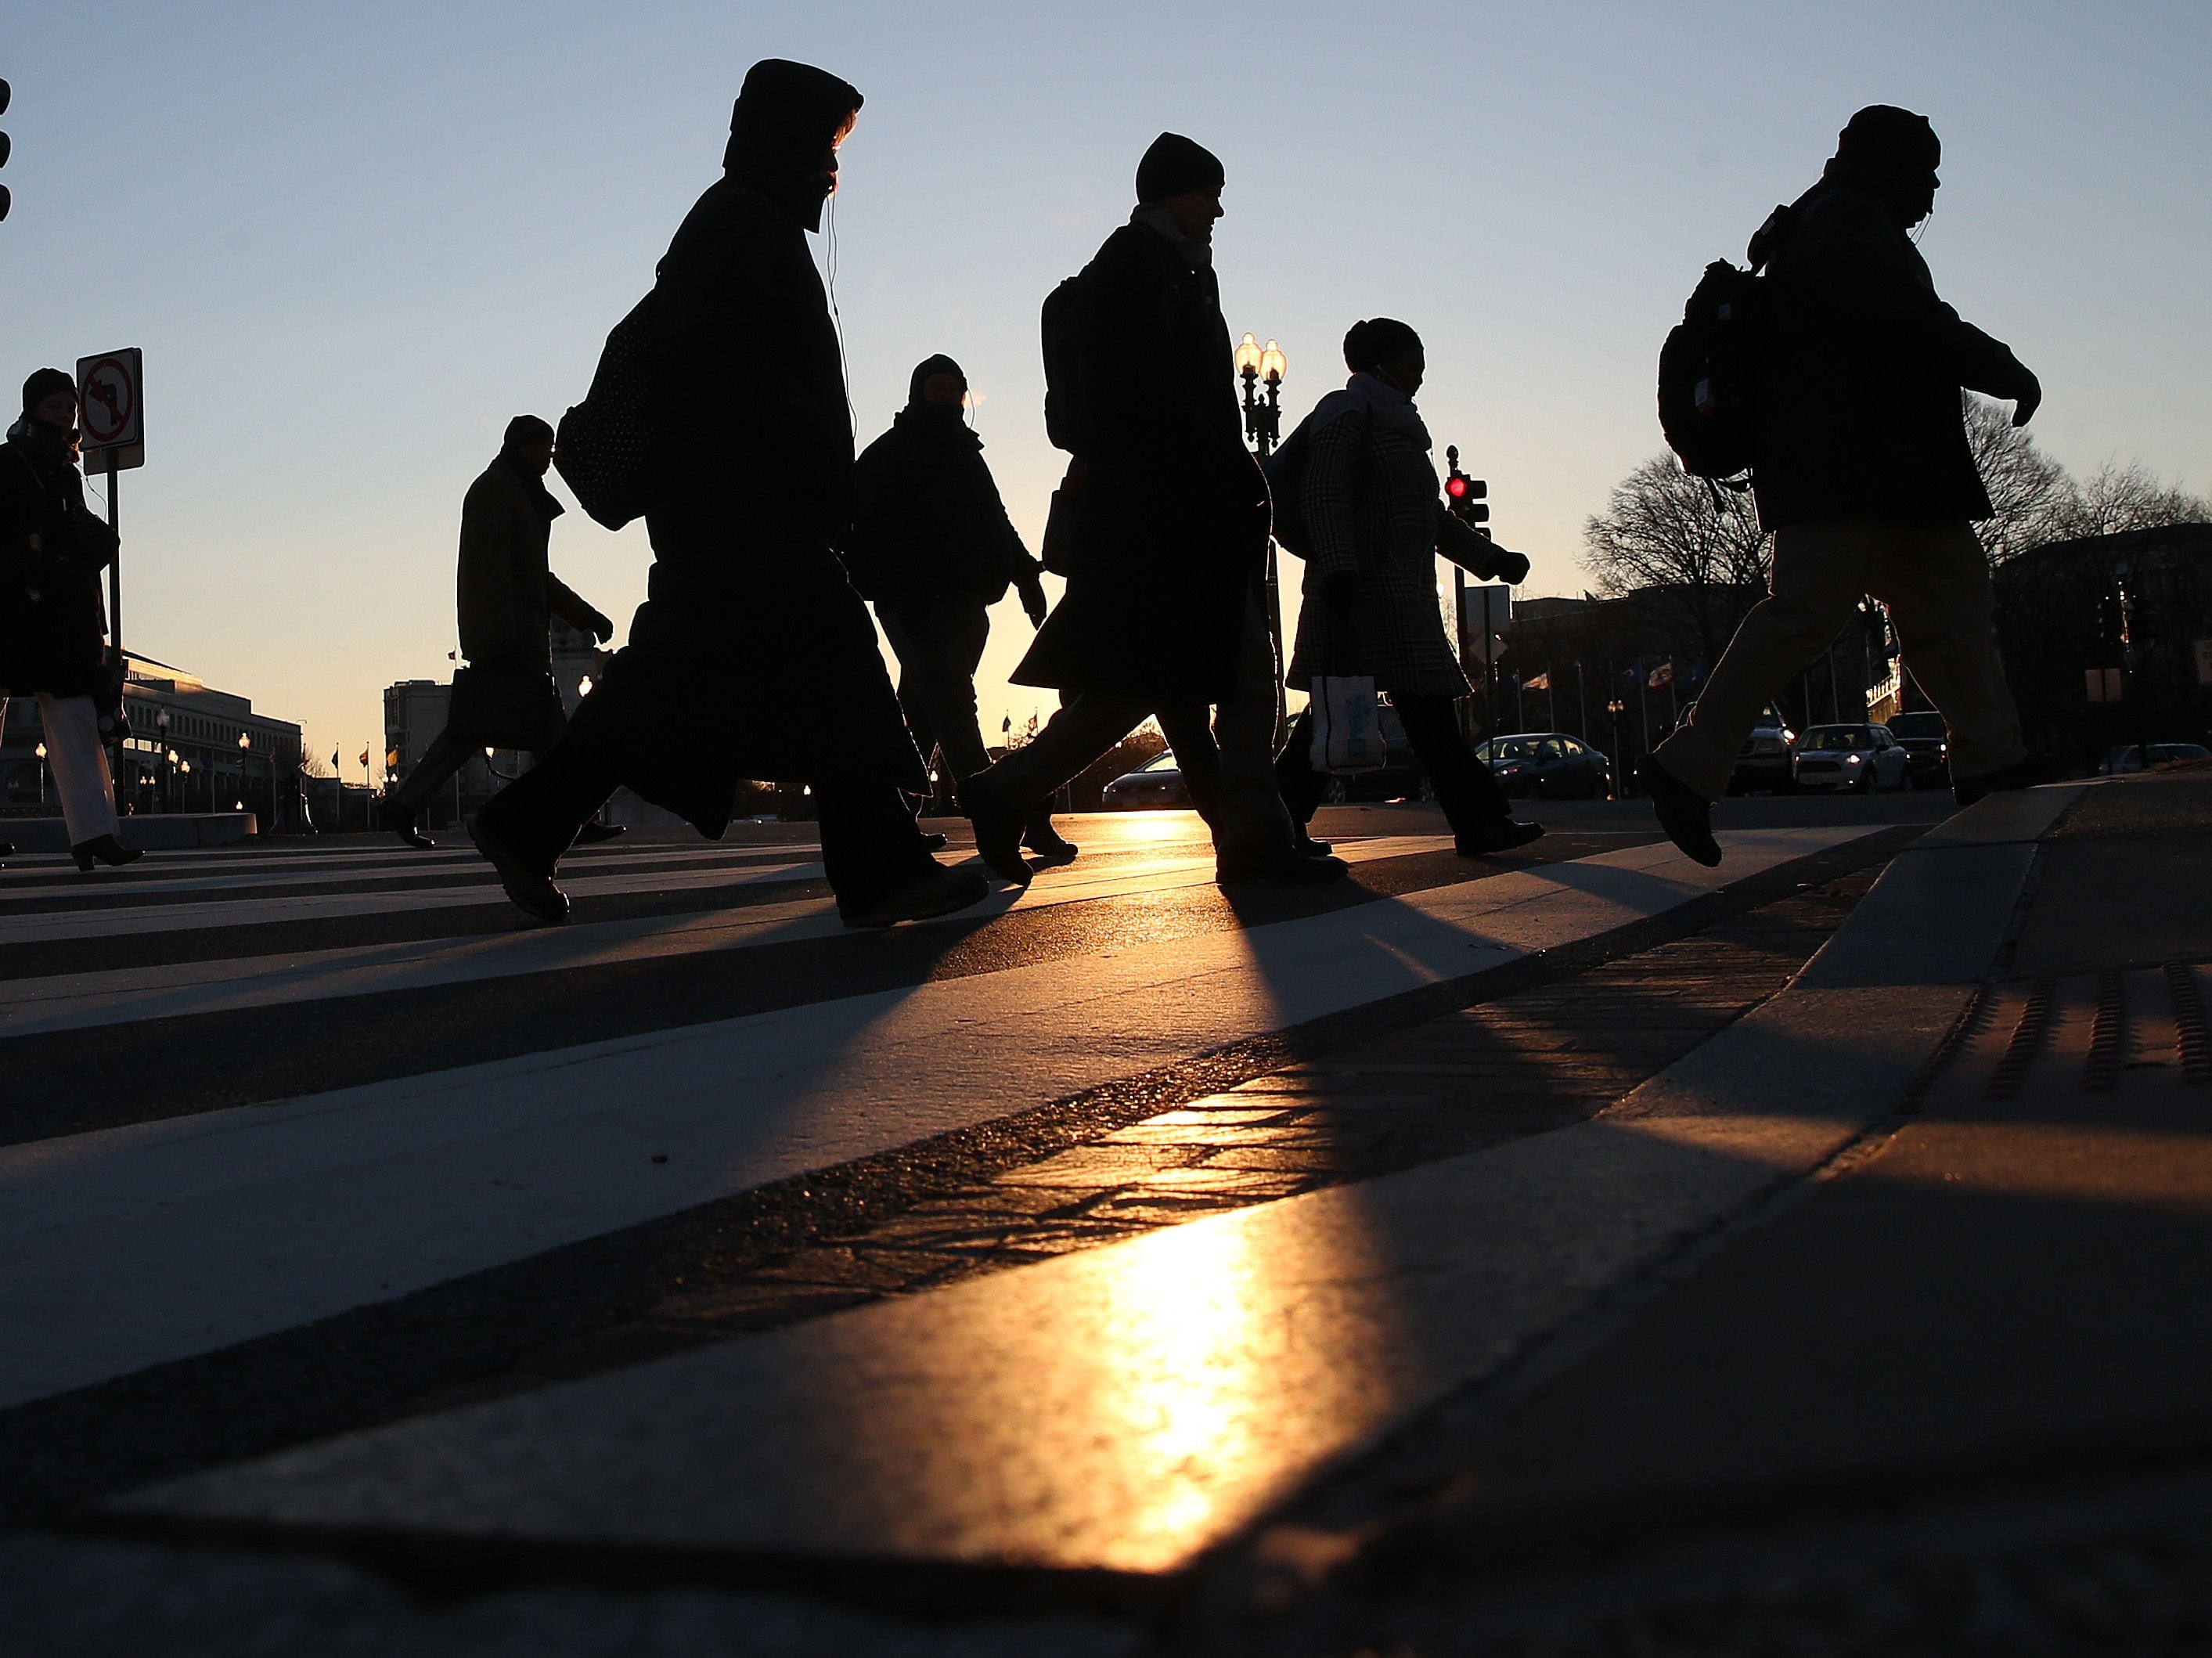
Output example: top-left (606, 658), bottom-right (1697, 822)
top-left (1277, 319), bottom-right (1543, 857)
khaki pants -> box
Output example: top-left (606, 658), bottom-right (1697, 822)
top-left (1, 693), bottom-right (120, 845)
top-left (1654, 519), bottom-right (2025, 802)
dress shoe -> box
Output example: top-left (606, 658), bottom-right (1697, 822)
top-left (0, 840), bottom-right (15, 857)
top-left (573, 822), bottom-right (628, 845)
top-left (1954, 753), bottom-right (2064, 808)
top-left (917, 830), bottom-right (950, 853)
top-left (1456, 817), bottom-right (1546, 857)
top-left (468, 813), bottom-right (570, 924)
top-left (1634, 756), bottom-right (1721, 867)
top-left (841, 864), bottom-right (992, 928)
top-left (377, 800), bottom-right (437, 851)
top-left (960, 774), bottom-right (1032, 887)
top-left (72, 834), bottom-right (144, 873)
top-left (1216, 846), bottom-right (1350, 885)
top-left (1023, 806), bottom-right (1079, 866)
top-left (1292, 826), bottom-right (1335, 857)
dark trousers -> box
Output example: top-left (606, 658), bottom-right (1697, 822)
top-left (1277, 694), bottom-right (1512, 835)
top-left (877, 600), bottom-right (993, 787)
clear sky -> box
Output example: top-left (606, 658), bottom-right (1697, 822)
top-left (5, 2), bottom-right (2207, 779)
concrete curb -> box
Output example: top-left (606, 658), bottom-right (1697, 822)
top-left (1, 813), bottom-right (258, 853)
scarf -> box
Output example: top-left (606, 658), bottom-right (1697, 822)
top-left (1130, 204), bottom-right (1213, 271)
top-left (1336, 371), bottom-right (1432, 449)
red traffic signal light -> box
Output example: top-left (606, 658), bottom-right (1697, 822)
top-left (1446, 474), bottom-right (1468, 499)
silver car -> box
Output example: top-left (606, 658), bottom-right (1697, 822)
top-left (1792, 723), bottom-right (1911, 793)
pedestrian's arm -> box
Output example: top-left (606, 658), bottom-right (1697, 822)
top-left (1436, 506), bottom-right (1531, 584)
top-left (547, 574), bottom-right (614, 643)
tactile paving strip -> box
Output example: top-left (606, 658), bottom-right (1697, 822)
top-left (1914, 964), bottom-right (2212, 1110)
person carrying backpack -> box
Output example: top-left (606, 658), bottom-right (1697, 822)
top-left (1640, 105), bottom-right (2044, 866)
top-left (1275, 319), bottom-right (1543, 858)
top-left (960, 132), bottom-right (1344, 888)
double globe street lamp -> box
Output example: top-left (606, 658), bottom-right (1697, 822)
top-left (1234, 332), bottom-right (1290, 742)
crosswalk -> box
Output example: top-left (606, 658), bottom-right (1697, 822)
top-left (1, 810), bottom-right (1867, 1433)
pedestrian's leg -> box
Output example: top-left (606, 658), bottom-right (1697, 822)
top-left (1209, 590), bottom-right (1300, 858)
top-left (1157, 701), bottom-right (1228, 828)
top-left (469, 705), bottom-right (625, 921)
top-left (1396, 694), bottom-right (1542, 854)
top-left (1651, 524), bottom-right (1868, 802)
top-left (36, 694), bottom-right (123, 850)
top-left (814, 781), bottom-right (955, 917)
top-left (1867, 522), bottom-right (2026, 788)
top-left (384, 727), bottom-right (477, 820)
top-left (964, 693), bottom-right (1145, 884)
top-left (1273, 710), bottom-right (1327, 826)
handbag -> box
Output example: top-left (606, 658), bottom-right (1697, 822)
top-left (446, 665), bottom-right (566, 752)
top-left (555, 290), bottom-right (661, 531)
top-left (1309, 673), bottom-right (1388, 775)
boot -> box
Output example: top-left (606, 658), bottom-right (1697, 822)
top-left (468, 813), bottom-right (569, 925)
top-left (1291, 824), bottom-right (1335, 858)
top-left (960, 773), bottom-right (1032, 887)
top-left (1216, 844), bottom-right (1350, 885)
top-left (1023, 804), bottom-right (1079, 866)
top-left (1456, 817), bottom-right (1545, 857)
top-left (1634, 756), bottom-right (1720, 867)
top-left (840, 864), bottom-right (993, 928)
top-left (573, 821), bottom-right (628, 845)
top-left (73, 834), bottom-right (145, 873)
top-left (378, 799), bottom-right (437, 851)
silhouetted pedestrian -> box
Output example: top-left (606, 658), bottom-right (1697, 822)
top-left (962, 132), bottom-right (1345, 888)
top-left (380, 415), bottom-right (622, 850)
top-left (1277, 320), bottom-right (1544, 858)
top-left (842, 355), bottom-right (1074, 863)
top-left (1641, 106), bottom-right (2043, 864)
top-left (469, 59), bottom-right (988, 927)
top-left (0, 369), bottom-right (139, 873)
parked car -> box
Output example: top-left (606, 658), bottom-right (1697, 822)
top-left (1673, 700), bottom-right (1799, 794)
top-left (1474, 731), bottom-right (1614, 799)
top-left (2099, 741), bottom-right (2211, 775)
top-left (1884, 709), bottom-right (1951, 788)
top-left (1792, 723), bottom-right (1911, 792)
top-left (1100, 749), bottom-right (1188, 809)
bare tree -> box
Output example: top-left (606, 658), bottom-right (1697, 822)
top-left (1581, 457), bottom-right (1771, 666)
top-left (1964, 393), bottom-right (2070, 564)
top-left (2048, 460), bottom-right (2212, 540)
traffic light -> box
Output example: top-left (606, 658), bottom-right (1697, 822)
top-left (0, 79), bottom-right (12, 223)
top-left (1443, 443), bottom-right (1490, 533)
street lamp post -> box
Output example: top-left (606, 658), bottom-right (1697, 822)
top-left (154, 708), bottom-right (171, 813)
top-left (34, 741), bottom-right (46, 806)
top-left (1236, 333), bottom-right (1290, 744)
top-left (1606, 697), bottom-right (1627, 796)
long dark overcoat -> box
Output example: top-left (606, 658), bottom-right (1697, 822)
top-left (563, 173), bottom-right (924, 831)
top-left (0, 433), bottom-right (116, 698)
top-left (1013, 222), bottom-right (1268, 704)
top-left (1751, 171), bottom-right (2027, 528)
top-left (456, 455), bottom-right (600, 672)
top-left (842, 408), bottom-right (1032, 608)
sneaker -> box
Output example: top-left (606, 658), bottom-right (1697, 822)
top-left (468, 813), bottom-right (570, 924)
top-left (1634, 756), bottom-right (1721, 867)
top-left (960, 774), bottom-right (1033, 887)
top-left (1216, 847), bottom-right (1351, 885)
top-left (1954, 754), bottom-right (2065, 808)
top-left (1023, 806), bottom-right (1079, 866)
top-left (841, 864), bottom-right (993, 928)
top-left (1456, 818), bottom-right (1545, 857)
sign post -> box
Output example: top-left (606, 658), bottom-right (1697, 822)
top-left (76, 349), bottom-right (143, 804)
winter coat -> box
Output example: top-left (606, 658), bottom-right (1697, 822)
top-left (1284, 377), bottom-right (1488, 698)
top-left (843, 406), bottom-right (1035, 609)
top-left (562, 63), bottom-right (924, 832)
top-left (0, 430), bottom-right (117, 698)
top-left (456, 453), bottom-right (601, 672)
top-left (1012, 217), bottom-right (1270, 703)
top-left (1750, 170), bottom-right (2027, 528)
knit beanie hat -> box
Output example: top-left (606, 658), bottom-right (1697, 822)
top-left (907, 352), bottom-right (966, 404)
top-left (1135, 132), bottom-right (1225, 204)
top-left (1835, 105), bottom-right (1940, 182)
top-left (20, 367), bottom-right (74, 416)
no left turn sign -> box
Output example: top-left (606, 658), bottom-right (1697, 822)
top-left (76, 348), bottom-right (144, 472)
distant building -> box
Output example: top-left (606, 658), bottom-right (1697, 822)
top-left (2, 653), bottom-right (305, 829)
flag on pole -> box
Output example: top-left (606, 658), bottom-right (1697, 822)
top-left (1524, 671), bottom-right (1551, 691)
top-left (358, 746), bottom-right (371, 769)
top-left (1646, 661), bottom-right (1675, 690)
top-left (330, 748), bottom-right (340, 771)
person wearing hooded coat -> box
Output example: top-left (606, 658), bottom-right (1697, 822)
top-left (1641, 106), bottom-right (2044, 867)
top-left (1277, 319), bottom-right (1544, 859)
top-left (470, 60), bottom-right (987, 928)
top-left (841, 354), bottom-right (1073, 862)
top-left (378, 415), bottom-right (620, 850)
top-left (960, 132), bottom-right (1343, 889)
top-left (0, 369), bottom-right (139, 871)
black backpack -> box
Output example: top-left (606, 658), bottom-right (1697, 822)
top-left (556, 289), bottom-right (661, 531)
top-left (1656, 205), bottom-right (1794, 484)
top-left (1040, 269), bottom-right (1095, 456)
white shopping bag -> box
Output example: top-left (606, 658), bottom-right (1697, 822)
top-left (1309, 675), bottom-right (1389, 775)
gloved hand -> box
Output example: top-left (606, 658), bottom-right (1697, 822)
top-left (1018, 577), bottom-right (1049, 629)
top-left (2004, 358), bottom-right (2043, 428)
top-left (1488, 546), bottom-right (1532, 586)
top-left (586, 608), bottom-right (617, 644)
